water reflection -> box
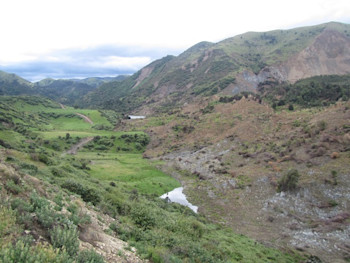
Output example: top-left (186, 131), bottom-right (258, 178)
top-left (160, 187), bottom-right (198, 213)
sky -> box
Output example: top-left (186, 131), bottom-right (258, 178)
top-left (0, 0), bottom-right (349, 82)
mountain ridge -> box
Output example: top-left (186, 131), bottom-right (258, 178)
top-left (78, 21), bottom-right (350, 114)
top-left (0, 72), bottom-right (127, 105)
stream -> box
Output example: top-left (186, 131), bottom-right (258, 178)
top-left (160, 187), bottom-right (198, 213)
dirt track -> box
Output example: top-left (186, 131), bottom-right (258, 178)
top-left (75, 113), bottom-right (94, 125)
top-left (66, 137), bottom-right (94, 155)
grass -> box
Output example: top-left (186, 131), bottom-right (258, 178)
top-left (0, 95), bottom-right (304, 262)
top-left (77, 152), bottom-right (180, 196)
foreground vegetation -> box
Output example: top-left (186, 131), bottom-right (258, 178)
top-left (0, 96), bottom-right (302, 262)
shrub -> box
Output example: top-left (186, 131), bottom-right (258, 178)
top-left (50, 226), bottom-right (79, 257)
top-left (61, 180), bottom-right (100, 205)
top-left (277, 169), bottom-right (300, 192)
top-left (11, 198), bottom-right (33, 214)
top-left (0, 240), bottom-right (73, 263)
top-left (30, 191), bottom-right (50, 210)
top-left (38, 153), bottom-right (53, 165)
top-left (317, 120), bottom-right (327, 131)
top-left (19, 162), bottom-right (38, 175)
top-left (4, 180), bottom-right (22, 195)
top-left (131, 205), bottom-right (156, 230)
top-left (36, 206), bottom-right (57, 229)
top-left (76, 249), bottom-right (105, 263)
top-left (0, 206), bottom-right (18, 247)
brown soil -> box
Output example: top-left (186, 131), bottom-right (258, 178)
top-left (66, 137), bottom-right (94, 155)
top-left (117, 98), bottom-right (350, 262)
top-left (76, 113), bottom-right (94, 125)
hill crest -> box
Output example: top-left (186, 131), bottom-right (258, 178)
top-left (79, 22), bottom-right (350, 114)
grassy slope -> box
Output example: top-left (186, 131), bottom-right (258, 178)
top-left (0, 95), bottom-right (302, 262)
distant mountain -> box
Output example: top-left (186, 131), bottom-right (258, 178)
top-left (79, 22), bottom-right (350, 113)
top-left (0, 70), bottom-right (34, 95)
top-left (69, 75), bottom-right (129, 88)
top-left (0, 73), bottom-right (127, 105)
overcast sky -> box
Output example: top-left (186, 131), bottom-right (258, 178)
top-left (1, 0), bottom-right (349, 81)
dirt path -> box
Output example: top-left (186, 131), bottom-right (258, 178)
top-left (59, 103), bottom-right (66, 109)
top-left (66, 137), bottom-right (94, 155)
top-left (75, 113), bottom-right (94, 125)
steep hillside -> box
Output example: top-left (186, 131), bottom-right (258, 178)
top-left (81, 22), bottom-right (350, 114)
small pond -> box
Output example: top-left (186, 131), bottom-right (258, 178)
top-left (160, 187), bottom-right (198, 213)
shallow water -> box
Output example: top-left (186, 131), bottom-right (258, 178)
top-left (160, 187), bottom-right (198, 213)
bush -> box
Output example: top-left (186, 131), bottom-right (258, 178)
top-left (0, 240), bottom-right (73, 263)
top-left (0, 206), bottom-right (18, 247)
top-left (36, 206), bottom-right (57, 229)
top-left (131, 205), bottom-right (156, 230)
top-left (38, 153), bottom-right (53, 165)
top-left (61, 180), bottom-right (101, 205)
top-left (4, 180), bottom-right (22, 195)
top-left (50, 226), bottom-right (79, 257)
top-left (317, 120), bottom-right (327, 131)
top-left (30, 191), bottom-right (50, 210)
top-left (76, 249), bottom-right (105, 263)
top-left (277, 169), bottom-right (300, 192)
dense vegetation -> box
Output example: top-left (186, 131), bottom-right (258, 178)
top-left (258, 74), bottom-right (350, 108)
top-left (0, 96), bottom-right (302, 262)
top-left (0, 72), bottom-right (127, 107)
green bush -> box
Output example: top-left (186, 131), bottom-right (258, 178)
top-left (277, 169), bottom-right (300, 192)
top-left (50, 226), bottom-right (79, 257)
top-left (38, 153), bottom-right (53, 165)
top-left (131, 204), bottom-right (156, 230)
top-left (0, 240), bottom-right (73, 263)
top-left (4, 180), bottom-right (22, 195)
top-left (30, 191), bottom-right (50, 210)
top-left (0, 206), bottom-right (18, 247)
top-left (36, 206), bottom-right (57, 229)
top-left (61, 180), bottom-right (100, 205)
top-left (76, 249), bottom-right (105, 263)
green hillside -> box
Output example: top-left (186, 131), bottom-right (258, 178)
top-left (77, 22), bottom-right (350, 113)
top-left (0, 71), bottom-right (34, 95)
top-left (0, 73), bottom-right (127, 106)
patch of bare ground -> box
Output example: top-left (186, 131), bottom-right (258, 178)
top-left (147, 99), bottom-right (350, 262)
top-left (77, 200), bottom-right (145, 263)
top-left (66, 137), bottom-right (94, 155)
top-left (76, 113), bottom-right (94, 125)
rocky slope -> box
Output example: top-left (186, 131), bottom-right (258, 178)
top-left (117, 98), bottom-right (350, 262)
top-left (81, 22), bottom-right (350, 114)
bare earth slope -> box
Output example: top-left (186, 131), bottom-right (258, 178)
top-left (117, 99), bottom-right (350, 262)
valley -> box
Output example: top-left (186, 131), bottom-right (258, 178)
top-left (0, 96), bottom-right (303, 262)
top-left (1, 21), bottom-right (350, 263)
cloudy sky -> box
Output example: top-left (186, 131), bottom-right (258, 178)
top-left (1, 0), bottom-right (349, 81)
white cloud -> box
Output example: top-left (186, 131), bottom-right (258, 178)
top-left (86, 56), bottom-right (152, 70)
top-left (0, 0), bottom-right (349, 79)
